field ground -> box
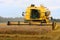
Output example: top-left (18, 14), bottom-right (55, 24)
top-left (0, 22), bottom-right (60, 40)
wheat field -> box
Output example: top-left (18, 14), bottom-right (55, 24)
top-left (0, 22), bottom-right (60, 40)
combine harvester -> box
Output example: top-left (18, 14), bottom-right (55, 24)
top-left (7, 4), bottom-right (56, 30)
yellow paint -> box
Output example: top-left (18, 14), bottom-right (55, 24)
top-left (24, 4), bottom-right (51, 23)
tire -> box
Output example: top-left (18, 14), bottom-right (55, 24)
top-left (52, 21), bottom-right (56, 30)
top-left (7, 21), bottom-right (10, 25)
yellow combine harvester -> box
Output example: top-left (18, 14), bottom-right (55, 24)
top-left (7, 4), bottom-right (56, 30)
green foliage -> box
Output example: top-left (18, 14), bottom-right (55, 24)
top-left (0, 16), bottom-right (24, 23)
top-left (0, 16), bottom-right (60, 23)
top-left (53, 19), bottom-right (60, 22)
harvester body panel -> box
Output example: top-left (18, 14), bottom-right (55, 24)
top-left (24, 5), bottom-right (50, 23)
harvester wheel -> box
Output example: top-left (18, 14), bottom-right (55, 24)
top-left (52, 21), bottom-right (56, 30)
top-left (7, 21), bottom-right (10, 25)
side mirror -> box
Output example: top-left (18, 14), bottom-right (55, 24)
top-left (22, 12), bottom-right (24, 16)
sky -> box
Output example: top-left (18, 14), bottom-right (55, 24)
top-left (0, 0), bottom-right (60, 19)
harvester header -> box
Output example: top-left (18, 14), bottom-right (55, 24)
top-left (7, 4), bottom-right (56, 30)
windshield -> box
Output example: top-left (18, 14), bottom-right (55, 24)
top-left (30, 9), bottom-right (40, 19)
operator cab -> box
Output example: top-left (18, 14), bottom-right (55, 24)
top-left (30, 4), bottom-right (40, 19)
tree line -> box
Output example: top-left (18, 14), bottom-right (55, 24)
top-left (0, 16), bottom-right (24, 23)
top-left (0, 16), bottom-right (60, 23)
